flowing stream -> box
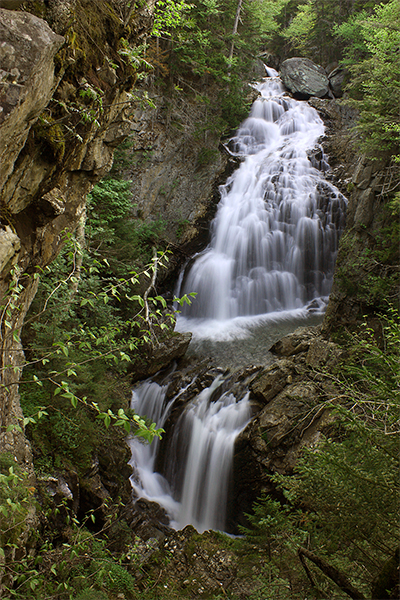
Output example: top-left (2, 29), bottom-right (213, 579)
top-left (129, 70), bottom-right (347, 533)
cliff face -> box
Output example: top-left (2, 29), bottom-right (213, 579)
top-left (324, 153), bottom-right (399, 329)
top-left (124, 83), bottom-right (230, 247)
top-left (0, 2), bottom-right (155, 463)
top-left (308, 98), bottom-right (399, 331)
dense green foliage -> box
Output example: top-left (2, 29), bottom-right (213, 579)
top-left (19, 175), bottom-right (173, 475)
top-left (336, 195), bottom-right (400, 310)
top-left (336, 0), bottom-right (400, 157)
top-left (150, 0), bottom-right (292, 132)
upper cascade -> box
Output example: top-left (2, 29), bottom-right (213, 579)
top-left (177, 73), bottom-right (347, 321)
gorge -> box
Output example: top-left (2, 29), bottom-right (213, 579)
top-left (0, 1), bottom-right (398, 599)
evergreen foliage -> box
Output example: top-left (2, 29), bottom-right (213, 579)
top-left (152, 0), bottom-right (291, 132)
top-left (336, 0), bottom-right (400, 157)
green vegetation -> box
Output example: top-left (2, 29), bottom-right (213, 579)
top-left (18, 162), bottom-right (179, 475)
top-left (242, 308), bottom-right (400, 599)
top-left (149, 0), bottom-right (399, 157)
top-left (0, 485), bottom-right (151, 599)
top-left (271, 0), bottom-right (399, 158)
top-left (335, 191), bottom-right (400, 309)
top-left (336, 0), bottom-right (400, 158)
top-left (148, 0), bottom-right (293, 133)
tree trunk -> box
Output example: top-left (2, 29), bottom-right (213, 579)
top-left (228, 0), bottom-right (243, 63)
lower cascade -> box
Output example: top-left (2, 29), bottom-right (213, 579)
top-left (129, 69), bottom-right (347, 533)
top-left (129, 376), bottom-right (251, 533)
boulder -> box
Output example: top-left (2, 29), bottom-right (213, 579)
top-left (130, 331), bottom-right (192, 381)
top-left (280, 57), bottom-right (330, 99)
top-left (270, 325), bottom-right (320, 356)
top-left (250, 359), bottom-right (297, 405)
top-left (128, 498), bottom-right (173, 541)
top-left (328, 66), bottom-right (348, 98)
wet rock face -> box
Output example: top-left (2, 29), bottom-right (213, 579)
top-left (130, 332), bottom-right (192, 382)
top-left (280, 57), bottom-right (330, 99)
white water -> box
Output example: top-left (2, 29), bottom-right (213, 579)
top-left (128, 381), bottom-right (181, 519)
top-left (128, 376), bottom-right (251, 533)
top-left (177, 72), bottom-right (346, 330)
top-left (129, 70), bottom-right (347, 533)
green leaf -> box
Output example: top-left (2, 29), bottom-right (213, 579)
top-left (33, 375), bottom-right (43, 387)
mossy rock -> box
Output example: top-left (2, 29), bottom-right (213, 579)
top-left (33, 115), bottom-right (66, 162)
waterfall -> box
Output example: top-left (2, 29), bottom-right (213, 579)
top-left (129, 70), bottom-right (347, 533)
top-left (128, 376), bottom-right (251, 533)
top-left (128, 381), bottom-right (181, 520)
top-left (177, 71), bottom-right (346, 322)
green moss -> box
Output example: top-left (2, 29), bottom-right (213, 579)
top-left (33, 115), bottom-right (66, 162)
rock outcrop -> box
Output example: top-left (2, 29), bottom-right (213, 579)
top-left (0, 7), bottom-right (64, 466)
top-left (324, 153), bottom-right (399, 330)
top-left (232, 325), bottom-right (343, 528)
top-left (0, 0), bottom-right (155, 495)
top-left (0, 10), bottom-right (64, 200)
top-left (125, 85), bottom-right (230, 249)
top-left (130, 331), bottom-right (192, 382)
top-left (306, 99), bottom-right (399, 330)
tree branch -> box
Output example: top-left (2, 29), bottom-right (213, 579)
top-left (297, 547), bottom-right (366, 600)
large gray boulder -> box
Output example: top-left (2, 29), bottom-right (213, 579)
top-left (280, 57), bottom-right (330, 99)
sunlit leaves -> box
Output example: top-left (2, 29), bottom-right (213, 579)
top-left (152, 0), bottom-right (194, 37)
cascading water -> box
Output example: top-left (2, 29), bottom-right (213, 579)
top-left (129, 70), bottom-right (347, 534)
top-left (128, 375), bottom-right (251, 533)
top-left (177, 71), bottom-right (346, 321)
